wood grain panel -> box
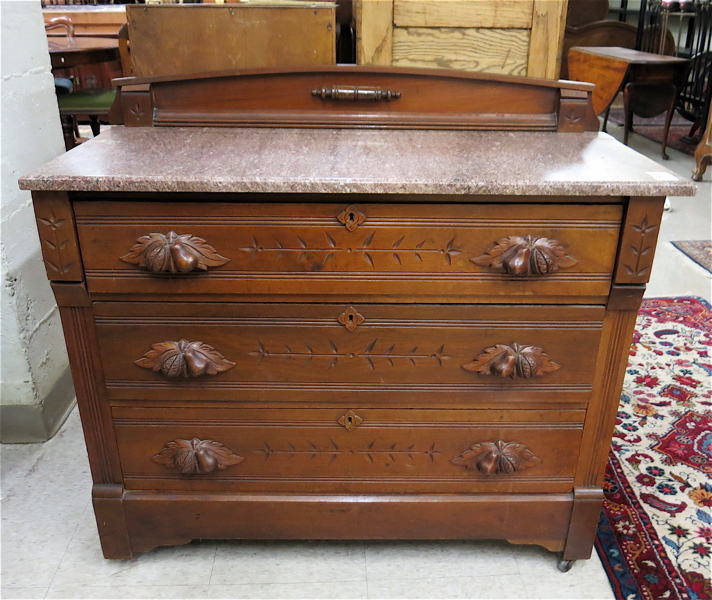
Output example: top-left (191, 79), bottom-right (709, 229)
top-left (392, 27), bottom-right (530, 75)
top-left (355, 0), bottom-right (394, 65)
top-left (393, 0), bottom-right (534, 28)
top-left (127, 4), bottom-right (335, 78)
top-left (75, 202), bottom-right (622, 301)
top-left (527, 0), bottom-right (568, 79)
top-left (94, 303), bottom-right (604, 406)
top-left (113, 406), bottom-right (584, 494)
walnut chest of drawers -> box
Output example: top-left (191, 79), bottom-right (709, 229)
top-left (20, 66), bottom-right (696, 566)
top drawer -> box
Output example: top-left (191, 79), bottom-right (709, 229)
top-left (74, 201), bottom-right (622, 302)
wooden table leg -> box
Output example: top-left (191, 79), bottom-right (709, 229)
top-left (623, 81), bottom-right (678, 160)
top-left (692, 105), bottom-right (712, 181)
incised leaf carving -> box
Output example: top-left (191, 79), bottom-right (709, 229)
top-left (462, 342), bottom-right (560, 378)
top-left (472, 235), bottom-right (578, 276)
top-left (136, 339), bottom-right (236, 379)
top-left (152, 438), bottom-right (244, 474)
top-left (121, 231), bottom-right (230, 273)
top-left (450, 440), bottom-right (541, 475)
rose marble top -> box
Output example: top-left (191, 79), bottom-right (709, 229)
top-left (19, 126), bottom-right (697, 197)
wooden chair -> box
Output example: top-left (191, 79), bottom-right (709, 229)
top-left (46, 17), bottom-right (121, 150)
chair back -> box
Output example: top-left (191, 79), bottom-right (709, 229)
top-left (45, 16), bottom-right (75, 38)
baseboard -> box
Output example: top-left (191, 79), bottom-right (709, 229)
top-left (0, 367), bottom-right (76, 443)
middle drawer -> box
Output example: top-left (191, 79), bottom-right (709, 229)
top-left (95, 303), bottom-right (604, 409)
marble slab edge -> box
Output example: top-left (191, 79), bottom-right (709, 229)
top-left (17, 176), bottom-right (697, 197)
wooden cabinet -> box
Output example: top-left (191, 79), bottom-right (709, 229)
top-left (19, 66), bottom-right (695, 566)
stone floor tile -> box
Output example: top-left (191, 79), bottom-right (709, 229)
top-left (366, 573), bottom-right (528, 599)
top-left (207, 581), bottom-right (368, 599)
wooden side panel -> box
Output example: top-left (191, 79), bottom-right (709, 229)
top-left (575, 298), bottom-right (640, 487)
top-left (127, 5), bottom-right (335, 78)
top-left (123, 492), bottom-right (573, 553)
top-left (55, 292), bottom-right (123, 484)
top-left (355, 0), bottom-right (394, 65)
top-left (527, 0), bottom-right (568, 79)
top-left (392, 27), bottom-right (530, 76)
top-left (393, 0), bottom-right (534, 28)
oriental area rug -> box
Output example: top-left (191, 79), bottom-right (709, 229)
top-left (671, 241), bottom-right (712, 275)
top-left (595, 297), bottom-right (712, 600)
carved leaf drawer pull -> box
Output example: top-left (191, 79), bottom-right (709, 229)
top-left (472, 235), bottom-right (578, 276)
top-left (121, 231), bottom-right (230, 273)
top-left (450, 440), bottom-right (541, 475)
top-left (462, 343), bottom-right (560, 378)
top-left (152, 438), bottom-right (244, 474)
top-left (136, 339), bottom-right (236, 379)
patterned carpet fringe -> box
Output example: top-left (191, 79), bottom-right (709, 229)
top-left (595, 297), bottom-right (712, 600)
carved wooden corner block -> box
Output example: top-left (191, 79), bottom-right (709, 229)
top-left (32, 191), bottom-right (83, 281)
top-left (472, 235), bottom-right (577, 276)
top-left (121, 231), bottom-right (230, 273)
top-left (557, 90), bottom-right (600, 132)
top-left (152, 438), bottom-right (244, 474)
top-left (121, 90), bottom-right (153, 127)
top-left (615, 199), bottom-right (665, 284)
top-left (337, 205), bottom-right (366, 231)
top-left (462, 343), bottom-right (560, 378)
top-left (451, 440), bottom-right (541, 475)
top-left (136, 340), bottom-right (235, 379)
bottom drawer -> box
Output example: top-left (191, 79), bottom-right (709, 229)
top-left (113, 407), bottom-right (584, 494)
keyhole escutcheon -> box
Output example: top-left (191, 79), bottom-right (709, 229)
top-left (338, 410), bottom-right (363, 431)
top-left (337, 205), bottom-right (366, 231)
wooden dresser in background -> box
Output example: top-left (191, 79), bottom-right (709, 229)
top-left (19, 66), bottom-right (695, 569)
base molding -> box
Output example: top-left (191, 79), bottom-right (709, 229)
top-left (94, 491), bottom-right (580, 559)
top-left (0, 366), bottom-right (75, 443)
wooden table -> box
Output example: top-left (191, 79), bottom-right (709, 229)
top-left (48, 36), bottom-right (120, 70)
top-left (568, 46), bottom-right (689, 159)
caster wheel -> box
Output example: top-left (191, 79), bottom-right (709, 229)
top-left (557, 559), bottom-right (575, 573)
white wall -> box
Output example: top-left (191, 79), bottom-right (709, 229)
top-left (1, 0), bottom-right (74, 441)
